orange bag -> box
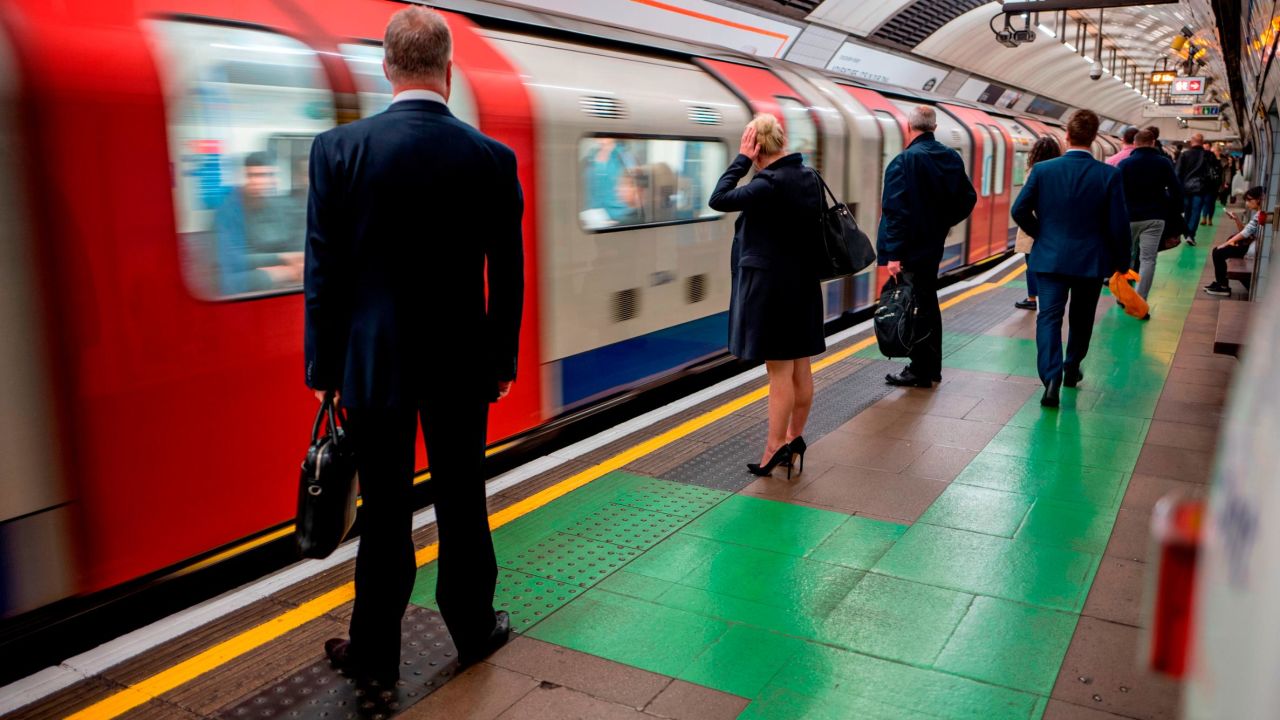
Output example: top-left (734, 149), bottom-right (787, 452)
top-left (1109, 272), bottom-right (1150, 319)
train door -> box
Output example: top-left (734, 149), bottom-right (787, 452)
top-left (839, 87), bottom-right (908, 295)
top-left (940, 104), bottom-right (1014, 265)
top-left (301, 5), bottom-right (543, 434)
top-left (699, 59), bottom-right (855, 319)
top-left (983, 120), bottom-right (1014, 257)
top-left (995, 117), bottom-right (1036, 250)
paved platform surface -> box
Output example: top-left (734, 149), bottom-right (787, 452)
top-left (9, 215), bottom-right (1239, 720)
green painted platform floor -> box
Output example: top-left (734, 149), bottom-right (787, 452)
top-left (413, 235), bottom-right (1215, 719)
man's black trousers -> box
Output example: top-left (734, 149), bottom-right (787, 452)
top-left (904, 264), bottom-right (942, 380)
top-left (345, 391), bottom-right (497, 677)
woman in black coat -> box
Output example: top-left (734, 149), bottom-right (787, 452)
top-left (709, 114), bottom-right (825, 478)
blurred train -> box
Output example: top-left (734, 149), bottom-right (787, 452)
top-left (0, 0), bottom-right (1125, 620)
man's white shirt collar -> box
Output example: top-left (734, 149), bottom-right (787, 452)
top-left (391, 89), bottom-right (447, 105)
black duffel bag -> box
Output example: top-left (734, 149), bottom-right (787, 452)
top-left (296, 392), bottom-right (359, 559)
top-left (810, 169), bottom-right (876, 281)
top-left (874, 275), bottom-right (921, 358)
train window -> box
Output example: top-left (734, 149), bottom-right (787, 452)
top-left (579, 137), bottom-right (727, 231)
top-left (989, 126), bottom-right (1006, 195)
top-left (338, 44), bottom-right (478, 126)
top-left (1013, 151), bottom-right (1028, 185)
top-left (979, 126), bottom-right (995, 197)
top-left (873, 111), bottom-right (902, 179)
top-left (776, 98), bottom-right (818, 169)
top-left (146, 21), bottom-right (336, 300)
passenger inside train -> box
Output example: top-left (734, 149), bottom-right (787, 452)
top-left (1, 0), bottom-right (1277, 719)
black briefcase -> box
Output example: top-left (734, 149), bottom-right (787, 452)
top-left (296, 393), bottom-right (358, 559)
top-left (874, 275), bottom-right (920, 358)
top-left (811, 169), bottom-right (876, 281)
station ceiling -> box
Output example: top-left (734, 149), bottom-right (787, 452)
top-left (797, 0), bottom-right (1225, 123)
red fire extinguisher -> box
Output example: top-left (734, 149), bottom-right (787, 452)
top-left (1145, 494), bottom-right (1205, 678)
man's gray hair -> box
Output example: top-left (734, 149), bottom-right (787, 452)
top-left (909, 105), bottom-right (937, 132)
top-left (384, 7), bottom-right (452, 83)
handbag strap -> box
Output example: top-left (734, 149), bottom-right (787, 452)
top-left (310, 391), bottom-right (343, 442)
top-left (809, 167), bottom-right (840, 207)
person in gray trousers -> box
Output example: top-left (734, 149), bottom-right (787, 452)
top-left (1117, 129), bottom-right (1183, 300)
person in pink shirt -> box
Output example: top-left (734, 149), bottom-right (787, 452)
top-left (1106, 127), bottom-right (1138, 167)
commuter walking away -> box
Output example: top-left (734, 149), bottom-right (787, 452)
top-left (1118, 129), bottom-right (1182, 301)
top-left (1011, 110), bottom-right (1130, 408)
top-left (304, 6), bottom-right (524, 687)
top-left (1201, 146), bottom-right (1224, 226)
top-left (1014, 136), bottom-right (1062, 311)
top-left (1105, 127), bottom-right (1138, 167)
top-left (877, 105), bottom-right (977, 388)
top-left (1175, 133), bottom-right (1214, 245)
top-left (709, 115), bottom-right (825, 478)
top-left (1205, 186), bottom-right (1267, 296)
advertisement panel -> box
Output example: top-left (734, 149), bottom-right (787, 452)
top-left (825, 41), bottom-right (947, 92)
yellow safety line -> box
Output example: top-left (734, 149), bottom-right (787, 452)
top-left (65, 262), bottom-right (1024, 720)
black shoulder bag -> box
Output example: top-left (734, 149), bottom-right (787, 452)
top-left (811, 169), bottom-right (876, 281)
top-left (296, 392), bottom-right (359, 559)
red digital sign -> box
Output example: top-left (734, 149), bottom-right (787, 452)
top-left (1170, 77), bottom-right (1206, 96)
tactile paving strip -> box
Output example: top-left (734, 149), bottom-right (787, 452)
top-left (497, 532), bottom-right (641, 588)
top-left (942, 286), bottom-right (1028, 336)
top-left (563, 503), bottom-right (688, 549)
top-left (662, 360), bottom-right (900, 491)
top-left (220, 606), bottom-right (455, 720)
top-left (492, 569), bottom-right (582, 632)
top-left (610, 476), bottom-right (728, 518)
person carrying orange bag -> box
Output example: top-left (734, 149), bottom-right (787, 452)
top-left (1110, 271), bottom-right (1151, 320)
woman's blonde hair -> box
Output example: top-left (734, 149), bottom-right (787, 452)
top-left (749, 113), bottom-right (787, 155)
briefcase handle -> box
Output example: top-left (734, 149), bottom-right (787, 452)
top-left (310, 391), bottom-right (346, 444)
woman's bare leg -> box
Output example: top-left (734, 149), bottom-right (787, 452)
top-left (763, 360), bottom-right (794, 465)
top-left (785, 357), bottom-right (814, 442)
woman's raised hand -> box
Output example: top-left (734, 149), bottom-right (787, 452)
top-left (739, 125), bottom-right (760, 161)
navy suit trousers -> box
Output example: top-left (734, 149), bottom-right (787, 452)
top-left (1034, 273), bottom-right (1103, 384)
top-left (346, 393), bottom-right (495, 674)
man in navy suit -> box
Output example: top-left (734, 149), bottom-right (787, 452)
top-left (878, 105), bottom-right (977, 388)
top-left (304, 6), bottom-right (523, 685)
top-left (1012, 110), bottom-right (1130, 407)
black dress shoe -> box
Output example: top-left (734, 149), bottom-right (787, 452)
top-left (459, 611), bottom-right (511, 667)
top-left (1063, 364), bottom-right (1084, 388)
top-left (885, 369), bottom-right (932, 388)
top-left (1014, 298), bottom-right (1037, 310)
top-left (1041, 378), bottom-right (1062, 408)
top-left (324, 638), bottom-right (398, 687)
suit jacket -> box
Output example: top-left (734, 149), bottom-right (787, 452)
top-left (876, 132), bottom-right (977, 268)
top-left (1117, 146), bottom-right (1183, 222)
top-left (708, 153), bottom-right (822, 273)
top-left (304, 100), bottom-right (524, 408)
top-left (1011, 150), bottom-right (1130, 278)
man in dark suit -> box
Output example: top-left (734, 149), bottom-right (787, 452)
top-left (878, 105), bottom-right (977, 389)
top-left (1012, 110), bottom-right (1129, 407)
top-left (304, 6), bottom-right (523, 686)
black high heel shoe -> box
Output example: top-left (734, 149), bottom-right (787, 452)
top-left (747, 445), bottom-right (794, 478)
top-left (787, 436), bottom-right (807, 476)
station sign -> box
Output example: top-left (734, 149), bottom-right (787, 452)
top-left (1149, 70), bottom-right (1178, 85)
top-left (1191, 104), bottom-right (1222, 116)
top-left (1170, 77), bottom-right (1207, 96)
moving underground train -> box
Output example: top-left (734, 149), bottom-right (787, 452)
top-left (0, 0), bottom-right (1126, 622)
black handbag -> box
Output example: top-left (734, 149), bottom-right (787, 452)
top-left (874, 275), bottom-right (921, 358)
top-left (811, 169), bottom-right (876, 281)
top-left (295, 393), bottom-right (359, 559)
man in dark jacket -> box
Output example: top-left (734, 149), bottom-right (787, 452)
top-left (1012, 110), bottom-right (1130, 407)
top-left (1118, 129), bottom-right (1182, 300)
top-left (304, 7), bottom-right (523, 686)
top-left (877, 105), bottom-right (977, 388)
top-left (1175, 133), bottom-right (1213, 245)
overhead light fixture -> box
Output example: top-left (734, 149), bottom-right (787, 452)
top-left (1037, 23), bottom-right (1056, 38)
